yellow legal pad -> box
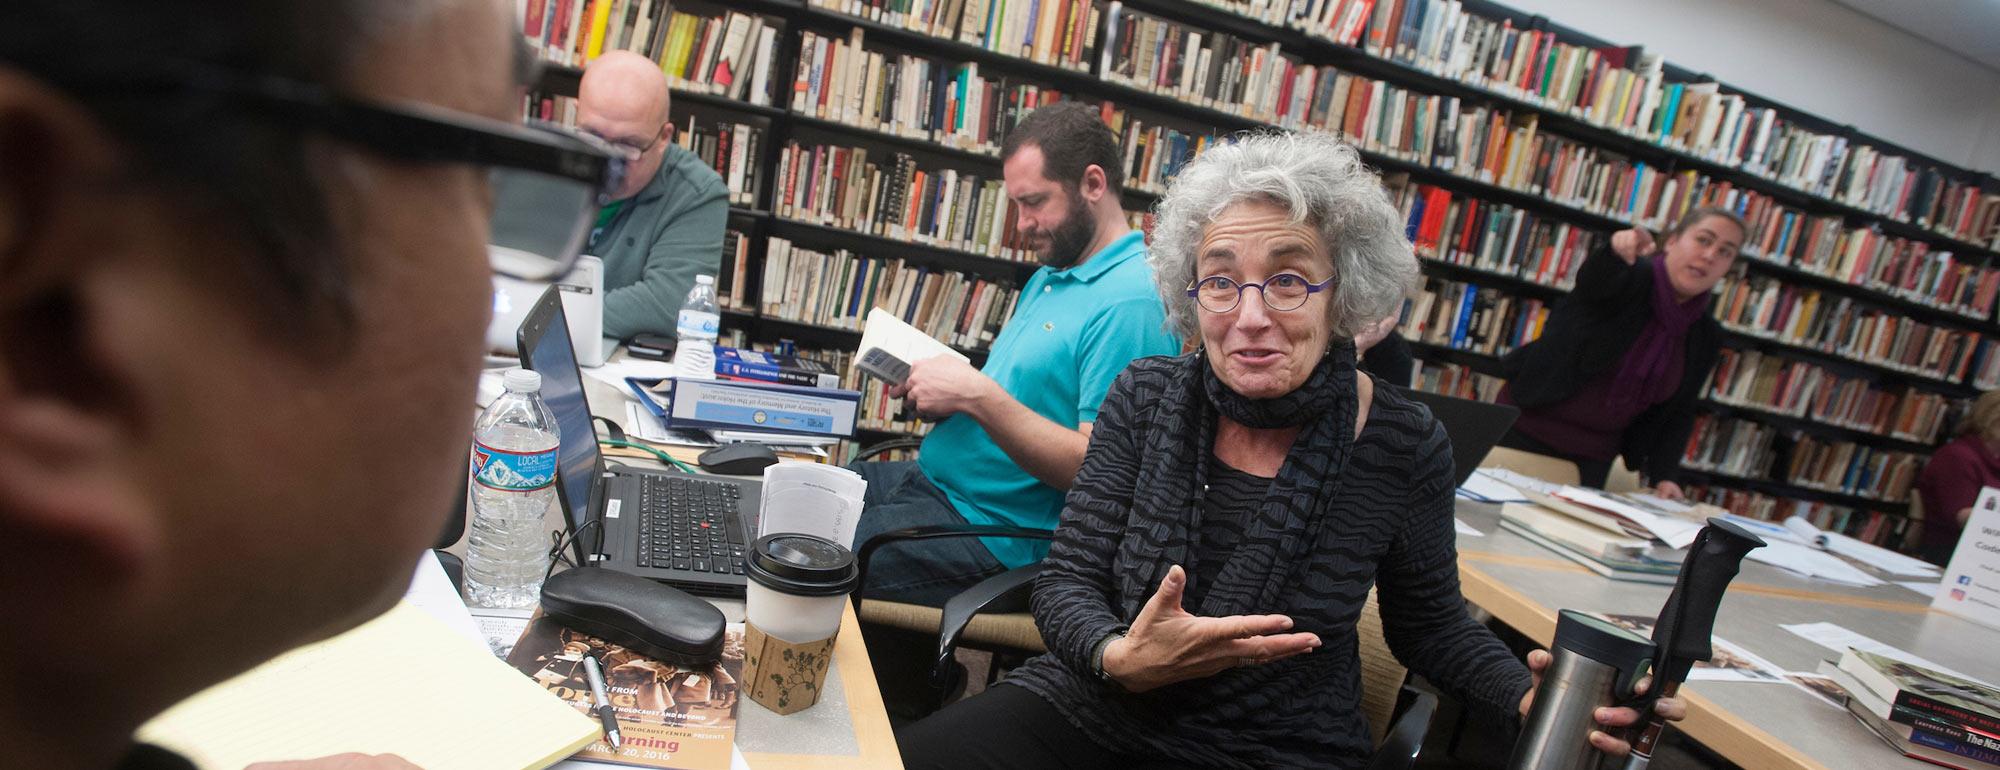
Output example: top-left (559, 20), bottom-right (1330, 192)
top-left (138, 601), bottom-right (600, 770)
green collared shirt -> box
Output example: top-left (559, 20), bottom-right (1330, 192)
top-left (590, 143), bottom-right (729, 340)
top-left (917, 230), bottom-right (1180, 568)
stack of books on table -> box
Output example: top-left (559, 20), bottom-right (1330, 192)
top-left (1496, 487), bottom-right (1710, 584)
top-left (1820, 649), bottom-right (2000, 769)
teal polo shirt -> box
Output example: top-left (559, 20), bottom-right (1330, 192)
top-left (917, 230), bottom-right (1179, 568)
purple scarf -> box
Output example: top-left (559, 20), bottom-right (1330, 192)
top-left (1608, 256), bottom-right (1710, 409)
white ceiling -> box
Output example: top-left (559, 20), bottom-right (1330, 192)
top-left (1825, 0), bottom-right (2000, 71)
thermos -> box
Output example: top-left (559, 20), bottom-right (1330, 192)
top-left (1508, 611), bottom-right (1656, 770)
top-left (1510, 518), bottom-right (1766, 770)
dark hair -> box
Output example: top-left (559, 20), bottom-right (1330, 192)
top-left (1001, 101), bottom-right (1125, 194)
top-left (0, 1), bottom-right (384, 334)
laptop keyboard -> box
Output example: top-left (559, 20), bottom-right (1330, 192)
top-left (634, 475), bottom-right (748, 576)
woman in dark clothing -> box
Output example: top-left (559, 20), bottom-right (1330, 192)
top-left (1498, 208), bottom-right (1746, 496)
top-left (895, 132), bottom-right (1684, 770)
top-left (1914, 390), bottom-right (2000, 565)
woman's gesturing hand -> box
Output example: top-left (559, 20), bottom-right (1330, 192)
top-left (1100, 565), bottom-right (1322, 693)
top-left (1610, 228), bottom-right (1657, 264)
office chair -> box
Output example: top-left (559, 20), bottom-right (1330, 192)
top-left (848, 438), bottom-right (1051, 704)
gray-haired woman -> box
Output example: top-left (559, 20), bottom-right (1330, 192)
top-left (894, 131), bottom-right (1684, 769)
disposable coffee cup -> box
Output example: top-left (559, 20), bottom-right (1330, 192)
top-left (741, 533), bottom-right (860, 715)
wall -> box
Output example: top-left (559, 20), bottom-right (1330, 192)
top-left (1496, 0), bottom-right (2000, 175)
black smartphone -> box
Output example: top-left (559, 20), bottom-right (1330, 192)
top-left (627, 333), bottom-right (677, 361)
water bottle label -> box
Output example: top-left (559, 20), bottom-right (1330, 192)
top-left (471, 441), bottom-right (557, 491)
top-left (677, 309), bottom-right (720, 337)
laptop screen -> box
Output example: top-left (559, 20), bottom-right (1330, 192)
top-left (519, 290), bottom-right (602, 548)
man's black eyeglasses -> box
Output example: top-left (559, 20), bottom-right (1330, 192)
top-left (59, 62), bottom-right (626, 281)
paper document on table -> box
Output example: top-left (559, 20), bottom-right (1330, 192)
top-left (584, 358), bottom-right (676, 393)
top-left (1747, 540), bottom-right (1885, 586)
top-left (1783, 515), bottom-right (1941, 577)
top-left (758, 463), bottom-right (869, 548)
top-left (138, 602), bottom-right (600, 770)
top-left (469, 606), bottom-right (536, 659)
top-left (1457, 470), bottom-right (1529, 503)
top-left (554, 747), bottom-right (752, 770)
top-left (1552, 487), bottom-right (1703, 548)
top-left (1625, 493), bottom-right (1695, 515)
top-left (1455, 519), bottom-right (1484, 537)
top-left (404, 551), bottom-right (484, 650)
top-left (1475, 468), bottom-right (1562, 496)
top-left (1779, 621), bottom-right (1994, 688)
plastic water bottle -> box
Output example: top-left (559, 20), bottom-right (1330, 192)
top-left (673, 274), bottom-right (720, 380)
top-left (465, 368), bottom-right (559, 608)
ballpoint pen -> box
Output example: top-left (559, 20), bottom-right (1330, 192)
top-left (582, 651), bottom-right (622, 750)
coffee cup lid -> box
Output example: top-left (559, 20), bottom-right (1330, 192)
top-left (745, 533), bottom-right (859, 597)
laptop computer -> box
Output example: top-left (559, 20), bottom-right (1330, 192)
top-left (1395, 387), bottom-right (1520, 488)
top-left (490, 255), bottom-right (608, 366)
top-left (517, 285), bottom-right (761, 596)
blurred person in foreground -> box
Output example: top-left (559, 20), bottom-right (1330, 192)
top-left (0, 1), bottom-right (620, 767)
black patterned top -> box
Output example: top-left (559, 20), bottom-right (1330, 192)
top-left (1006, 356), bottom-right (1533, 769)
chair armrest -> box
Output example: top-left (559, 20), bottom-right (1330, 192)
top-left (930, 563), bottom-right (1043, 688)
top-left (1367, 685), bottom-right (1438, 770)
top-left (852, 437), bottom-right (925, 463)
top-left (854, 524), bottom-right (1054, 603)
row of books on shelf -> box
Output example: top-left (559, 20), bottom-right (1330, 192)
top-left (522, 0), bottom-right (663, 67)
top-left (1090, 9), bottom-right (1839, 236)
top-left (1974, 340), bottom-right (2000, 391)
top-left (1407, 359), bottom-right (1503, 401)
top-left (1388, 178), bottom-right (1598, 289)
top-left (534, 0), bottom-right (2000, 253)
top-left (1681, 483), bottom-right (1909, 547)
top-left (1741, 212), bottom-right (2000, 320)
top-left (1681, 414), bottom-right (1922, 503)
top-left (773, 140), bottom-right (1035, 260)
top-left (1395, 277), bottom-right (1548, 357)
top-left (1711, 273), bottom-right (1983, 385)
top-left (523, 1), bottom-right (787, 105)
top-left (793, 28), bottom-right (1073, 156)
top-left (1704, 348), bottom-right (1964, 445)
top-left (1182, 0), bottom-right (2000, 248)
top-left (679, 116), bottom-right (767, 207)
top-left (753, 236), bottom-right (1023, 349)
top-left (807, 0), bottom-right (1103, 72)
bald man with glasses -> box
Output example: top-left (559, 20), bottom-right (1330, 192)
top-left (578, 50), bottom-right (730, 341)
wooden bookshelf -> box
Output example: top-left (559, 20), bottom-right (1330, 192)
top-left (522, 0), bottom-right (1998, 541)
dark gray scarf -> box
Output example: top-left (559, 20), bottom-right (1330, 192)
top-left (1112, 342), bottom-right (1359, 620)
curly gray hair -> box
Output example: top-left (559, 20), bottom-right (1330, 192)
top-left (1148, 130), bottom-right (1418, 342)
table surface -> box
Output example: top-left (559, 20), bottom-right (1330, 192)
top-left (1452, 498), bottom-right (1990, 770)
top-left (452, 364), bottom-right (903, 770)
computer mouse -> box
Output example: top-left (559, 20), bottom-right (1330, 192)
top-left (697, 442), bottom-right (780, 476)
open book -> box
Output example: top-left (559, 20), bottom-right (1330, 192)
top-left (855, 308), bottom-right (969, 385)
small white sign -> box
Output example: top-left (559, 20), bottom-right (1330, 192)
top-left (1931, 486), bottom-right (2000, 631)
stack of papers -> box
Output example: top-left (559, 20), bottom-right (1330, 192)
top-left (1548, 487), bottom-right (1704, 549)
top-left (759, 463), bottom-right (869, 548)
top-left (138, 597), bottom-right (599, 769)
top-left (1784, 516), bottom-right (1942, 578)
top-left (1458, 469), bottom-right (1530, 503)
